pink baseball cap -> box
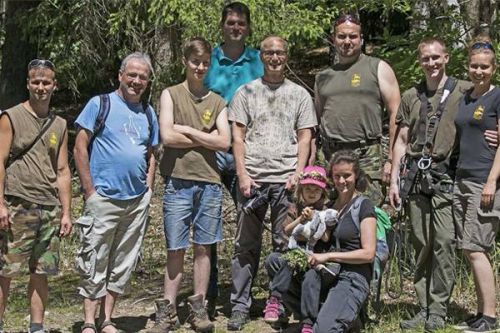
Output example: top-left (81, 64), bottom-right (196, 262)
top-left (300, 166), bottom-right (327, 189)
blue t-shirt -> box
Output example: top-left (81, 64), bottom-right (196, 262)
top-left (75, 91), bottom-right (159, 200)
top-left (204, 45), bottom-right (264, 103)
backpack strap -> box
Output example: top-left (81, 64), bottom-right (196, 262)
top-left (334, 195), bottom-right (366, 249)
top-left (142, 101), bottom-right (153, 141)
top-left (93, 94), bottom-right (111, 136)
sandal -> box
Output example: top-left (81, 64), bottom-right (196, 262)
top-left (99, 320), bottom-right (125, 333)
top-left (81, 323), bottom-right (97, 333)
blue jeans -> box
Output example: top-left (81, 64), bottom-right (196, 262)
top-left (163, 177), bottom-right (223, 250)
top-left (208, 151), bottom-right (238, 299)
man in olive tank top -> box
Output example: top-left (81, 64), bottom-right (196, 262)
top-left (314, 14), bottom-right (401, 205)
top-left (0, 60), bottom-right (72, 333)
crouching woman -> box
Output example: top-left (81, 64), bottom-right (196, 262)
top-left (304, 150), bottom-right (376, 332)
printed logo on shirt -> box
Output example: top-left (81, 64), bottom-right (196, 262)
top-left (48, 132), bottom-right (58, 147)
top-left (473, 105), bottom-right (485, 120)
top-left (351, 74), bottom-right (361, 87)
top-left (202, 109), bottom-right (214, 125)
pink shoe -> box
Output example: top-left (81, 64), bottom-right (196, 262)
top-left (301, 323), bottom-right (313, 333)
top-left (263, 296), bottom-right (283, 323)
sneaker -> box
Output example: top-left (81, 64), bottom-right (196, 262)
top-left (263, 296), bottom-right (284, 323)
top-left (227, 311), bottom-right (249, 331)
top-left (453, 313), bottom-right (483, 330)
top-left (301, 323), bottom-right (313, 333)
top-left (424, 314), bottom-right (446, 332)
top-left (400, 309), bottom-right (428, 330)
top-left (463, 316), bottom-right (498, 333)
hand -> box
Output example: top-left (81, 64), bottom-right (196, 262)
top-left (285, 172), bottom-right (300, 190)
top-left (308, 252), bottom-right (330, 267)
top-left (173, 124), bottom-right (192, 136)
top-left (388, 182), bottom-right (401, 210)
top-left (481, 181), bottom-right (496, 210)
top-left (84, 189), bottom-right (96, 201)
top-left (382, 161), bottom-right (392, 184)
top-left (301, 206), bottom-right (314, 221)
top-left (59, 214), bottom-right (72, 237)
top-left (484, 129), bottom-right (498, 149)
top-left (238, 174), bottom-right (259, 198)
top-left (0, 204), bottom-right (10, 230)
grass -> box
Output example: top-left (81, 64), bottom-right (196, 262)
top-left (1, 177), bottom-right (499, 332)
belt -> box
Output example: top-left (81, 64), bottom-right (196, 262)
top-left (325, 138), bottom-right (380, 150)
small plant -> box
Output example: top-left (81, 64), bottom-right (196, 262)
top-left (282, 249), bottom-right (309, 274)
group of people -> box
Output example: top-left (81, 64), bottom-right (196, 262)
top-left (0, 1), bottom-right (497, 333)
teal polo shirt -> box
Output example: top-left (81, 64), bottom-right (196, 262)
top-left (204, 45), bottom-right (264, 103)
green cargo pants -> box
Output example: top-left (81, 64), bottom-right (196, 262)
top-left (407, 191), bottom-right (456, 317)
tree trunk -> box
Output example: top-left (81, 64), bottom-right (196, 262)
top-left (460, 0), bottom-right (494, 38)
top-left (0, 0), bottom-right (41, 110)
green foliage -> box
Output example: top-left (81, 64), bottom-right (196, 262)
top-left (282, 248), bottom-right (309, 273)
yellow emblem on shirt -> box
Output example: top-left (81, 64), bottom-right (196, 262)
top-left (202, 109), bottom-right (213, 125)
top-left (49, 132), bottom-right (57, 147)
top-left (351, 74), bottom-right (361, 87)
top-left (473, 105), bottom-right (484, 120)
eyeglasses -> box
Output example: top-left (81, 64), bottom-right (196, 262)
top-left (28, 59), bottom-right (55, 70)
top-left (471, 42), bottom-right (495, 53)
top-left (261, 50), bottom-right (287, 58)
top-left (334, 14), bottom-right (361, 27)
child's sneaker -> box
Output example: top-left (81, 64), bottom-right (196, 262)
top-left (301, 323), bottom-right (313, 333)
top-left (263, 295), bottom-right (287, 326)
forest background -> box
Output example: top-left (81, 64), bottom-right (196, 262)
top-left (0, 0), bottom-right (498, 332)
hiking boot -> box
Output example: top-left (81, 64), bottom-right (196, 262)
top-left (300, 323), bottom-right (313, 333)
top-left (227, 311), bottom-right (249, 331)
top-left (400, 309), bottom-right (428, 330)
top-left (206, 296), bottom-right (217, 321)
top-left (463, 316), bottom-right (498, 333)
top-left (187, 294), bottom-right (214, 333)
top-left (424, 314), bottom-right (446, 332)
top-left (145, 298), bottom-right (180, 333)
top-left (453, 313), bottom-right (483, 330)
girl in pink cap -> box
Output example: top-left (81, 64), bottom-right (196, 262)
top-left (262, 165), bottom-right (334, 332)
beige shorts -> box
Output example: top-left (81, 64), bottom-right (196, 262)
top-left (453, 179), bottom-right (500, 252)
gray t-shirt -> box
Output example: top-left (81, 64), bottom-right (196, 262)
top-left (228, 78), bottom-right (317, 183)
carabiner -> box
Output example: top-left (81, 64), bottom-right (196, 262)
top-left (417, 156), bottom-right (432, 170)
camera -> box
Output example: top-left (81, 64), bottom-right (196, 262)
top-left (242, 187), bottom-right (269, 215)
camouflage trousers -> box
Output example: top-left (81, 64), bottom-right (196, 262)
top-left (318, 141), bottom-right (386, 206)
top-left (0, 196), bottom-right (61, 277)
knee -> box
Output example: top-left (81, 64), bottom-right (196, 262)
top-left (193, 244), bottom-right (210, 258)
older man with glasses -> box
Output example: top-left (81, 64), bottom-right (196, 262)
top-left (0, 59), bottom-right (72, 333)
top-left (73, 52), bottom-right (159, 333)
top-left (313, 13), bottom-right (400, 206)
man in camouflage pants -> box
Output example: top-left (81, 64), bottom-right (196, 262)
top-left (0, 59), bottom-right (72, 333)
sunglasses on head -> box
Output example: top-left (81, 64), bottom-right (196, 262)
top-left (334, 14), bottom-right (360, 27)
top-left (471, 42), bottom-right (495, 53)
top-left (28, 59), bottom-right (55, 70)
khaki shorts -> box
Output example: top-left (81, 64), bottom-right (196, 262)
top-left (0, 196), bottom-right (61, 277)
top-left (453, 179), bottom-right (500, 252)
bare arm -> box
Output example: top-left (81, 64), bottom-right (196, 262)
top-left (158, 89), bottom-right (198, 149)
top-left (308, 216), bottom-right (376, 265)
top-left (175, 108), bottom-right (231, 151)
top-left (233, 122), bottom-right (257, 197)
top-left (73, 128), bottom-right (95, 200)
top-left (378, 60), bottom-right (401, 183)
top-left (389, 126), bottom-right (409, 208)
top-left (287, 128), bottom-right (312, 189)
top-left (57, 129), bottom-right (72, 237)
top-left (481, 118), bottom-right (500, 209)
top-left (0, 115), bottom-right (12, 229)
top-left (146, 146), bottom-right (155, 189)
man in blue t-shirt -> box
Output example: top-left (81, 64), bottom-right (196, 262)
top-left (73, 52), bottom-right (159, 333)
top-left (203, 1), bottom-right (264, 319)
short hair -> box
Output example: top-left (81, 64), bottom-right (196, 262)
top-left (329, 149), bottom-right (368, 192)
top-left (220, 1), bottom-right (251, 26)
top-left (182, 37), bottom-right (212, 59)
top-left (332, 13), bottom-right (362, 34)
top-left (120, 52), bottom-right (153, 76)
top-left (260, 36), bottom-right (289, 52)
top-left (468, 34), bottom-right (497, 65)
top-left (417, 37), bottom-right (448, 55)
